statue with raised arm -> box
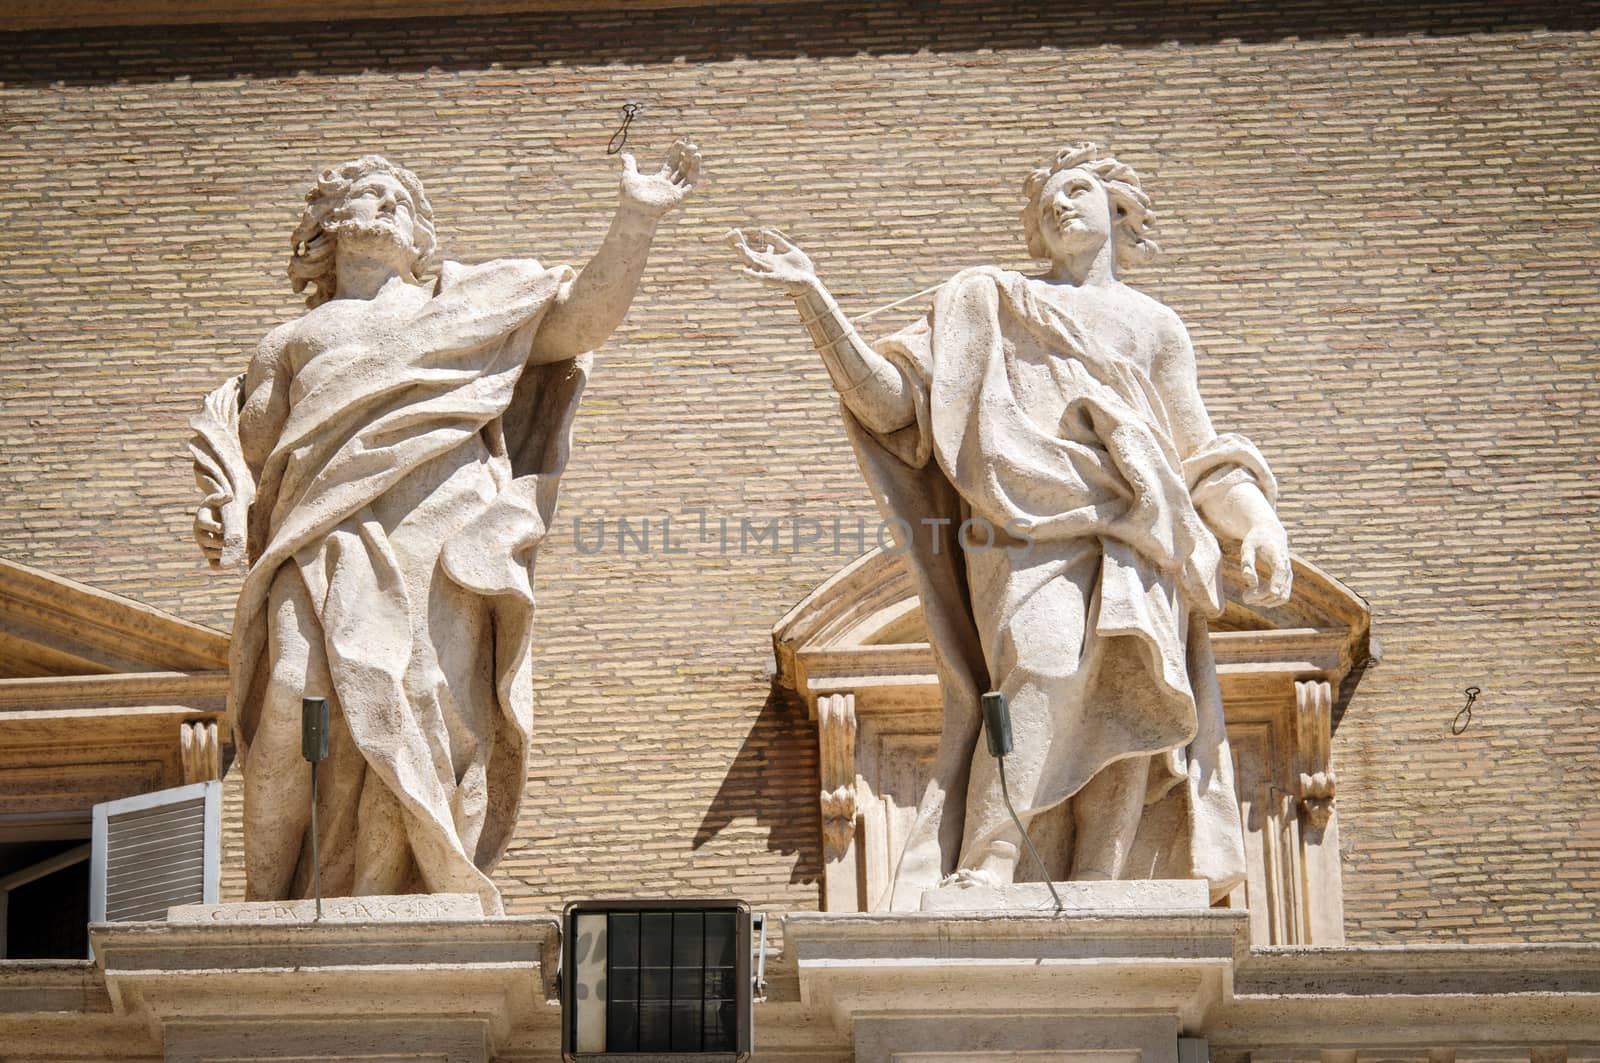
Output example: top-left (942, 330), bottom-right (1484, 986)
top-left (732, 143), bottom-right (1289, 909)
top-left (190, 142), bottom-right (700, 912)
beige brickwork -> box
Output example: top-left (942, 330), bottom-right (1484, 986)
top-left (0, 1), bottom-right (1596, 941)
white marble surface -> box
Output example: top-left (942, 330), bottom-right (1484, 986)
top-left (167, 892), bottom-right (483, 923)
top-left (189, 145), bottom-right (698, 913)
top-left (737, 143), bottom-right (1291, 909)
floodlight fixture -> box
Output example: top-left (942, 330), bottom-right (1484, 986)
top-left (562, 899), bottom-right (753, 1061)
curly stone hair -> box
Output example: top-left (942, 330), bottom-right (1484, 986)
top-left (1020, 143), bottom-right (1160, 269)
top-left (287, 155), bottom-right (437, 308)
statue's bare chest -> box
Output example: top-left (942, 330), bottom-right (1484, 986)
top-left (282, 287), bottom-right (429, 375)
top-left (1023, 280), bottom-right (1163, 374)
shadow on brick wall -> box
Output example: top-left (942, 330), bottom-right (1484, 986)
top-left (693, 680), bottom-right (822, 890)
top-left (2, 0), bottom-right (1596, 87)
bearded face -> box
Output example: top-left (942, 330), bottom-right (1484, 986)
top-left (289, 156), bottom-right (438, 307)
top-left (323, 170), bottom-right (420, 268)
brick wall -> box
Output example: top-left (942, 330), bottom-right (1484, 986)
top-left (1, 0), bottom-right (1596, 940)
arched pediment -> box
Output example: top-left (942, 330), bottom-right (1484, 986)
top-left (772, 546), bottom-right (1370, 944)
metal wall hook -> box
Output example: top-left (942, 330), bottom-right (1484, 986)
top-left (607, 101), bottom-right (644, 155)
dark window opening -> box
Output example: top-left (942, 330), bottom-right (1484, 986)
top-left (1, 838), bottom-right (91, 960)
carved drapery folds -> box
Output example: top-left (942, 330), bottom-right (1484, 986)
top-left (774, 546), bottom-right (1370, 944)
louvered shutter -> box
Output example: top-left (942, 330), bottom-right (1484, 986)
top-left (90, 780), bottom-right (220, 924)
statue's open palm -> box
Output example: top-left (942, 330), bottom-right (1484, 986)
top-left (620, 138), bottom-right (700, 217)
top-left (729, 228), bottom-right (818, 296)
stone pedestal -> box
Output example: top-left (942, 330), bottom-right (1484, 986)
top-left (785, 904), bottom-right (1248, 1063)
top-left (919, 878), bottom-right (1210, 913)
top-left (90, 896), bottom-right (561, 1063)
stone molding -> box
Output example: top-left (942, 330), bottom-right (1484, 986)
top-left (0, 557), bottom-right (228, 679)
top-left (773, 547), bottom-right (1370, 944)
top-left (4, 911), bottom-right (1599, 1059)
top-left (1213, 943), bottom-right (1600, 1059)
top-left (776, 911), bottom-right (1600, 1062)
top-left (0, 559), bottom-right (230, 818)
top-left (91, 907), bottom-right (561, 1063)
top-left (1, 0), bottom-right (822, 32)
top-left (785, 907), bottom-right (1247, 1063)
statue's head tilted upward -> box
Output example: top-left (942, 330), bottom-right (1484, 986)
top-left (287, 155), bottom-right (438, 308)
top-left (1020, 143), bottom-right (1161, 269)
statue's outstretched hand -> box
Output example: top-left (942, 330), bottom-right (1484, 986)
top-left (1240, 521), bottom-right (1293, 607)
top-left (728, 228), bottom-right (818, 297)
top-left (619, 138), bottom-right (700, 218)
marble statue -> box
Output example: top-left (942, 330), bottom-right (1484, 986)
top-left (190, 142), bottom-right (700, 912)
top-left (732, 143), bottom-right (1291, 909)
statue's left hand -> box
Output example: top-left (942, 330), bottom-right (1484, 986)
top-left (1240, 521), bottom-right (1293, 607)
top-left (619, 138), bottom-right (701, 219)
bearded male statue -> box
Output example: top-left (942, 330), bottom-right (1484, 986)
top-left (733, 144), bottom-right (1290, 909)
top-left (190, 142), bottom-right (700, 912)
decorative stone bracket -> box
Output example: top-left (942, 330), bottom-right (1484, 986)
top-left (179, 720), bottom-right (222, 785)
top-left (817, 693), bottom-right (858, 861)
top-left (1296, 679), bottom-right (1337, 829)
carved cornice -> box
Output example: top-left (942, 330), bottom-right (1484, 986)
top-left (0, 557), bottom-right (229, 679)
top-left (0, 560), bottom-right (233, 813)
top-left (0, 670), bottom-right (228, 709)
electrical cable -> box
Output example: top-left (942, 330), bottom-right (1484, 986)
top-left (996, 755), bottom-right (1063, 912)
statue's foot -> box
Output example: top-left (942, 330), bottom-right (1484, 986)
top-left (937, 867), bottom-right (1003, 891)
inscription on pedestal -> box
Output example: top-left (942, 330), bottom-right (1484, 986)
top-left (167, 893), bottom-right (484, 923)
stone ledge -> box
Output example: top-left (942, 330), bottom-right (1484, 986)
top-left (167, 891), bottom-right (485, 923)
top-left (919, 877), bottom-right (1211, 913)
top-left (785, 908), bottom-right (1249, 1062)
top-left (89, 904), bottom-right (562, 1062)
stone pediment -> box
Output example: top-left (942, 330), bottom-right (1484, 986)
top-left (0, 557), bottom-right (228, 680)
top-left (772, 547), bottom-right (1370, 945)
top-left (0, 558), bottom-right (230, 821)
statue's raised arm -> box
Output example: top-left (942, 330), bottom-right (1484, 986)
top-left (533, 139), bottom-right (701, 362)
top-left (728, 228), bottom-right (916, 434)
top-left (737, 143), bottom-right (1294, 914)
top-left (182, 148), bottom-right (698, 914)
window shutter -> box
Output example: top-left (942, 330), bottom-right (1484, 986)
top-left (90, 780), bottom-right (220, 924)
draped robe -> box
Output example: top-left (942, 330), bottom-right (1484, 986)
top-left (195, 258), bottom-right (587, 913)
top-left (844, 266), bottom-right (1269, 909)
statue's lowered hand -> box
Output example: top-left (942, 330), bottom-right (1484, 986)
top-left (728, 227), bottom-right (818, 296)
top-left (1239, 521), bottom-right (1293, 607)
top-left (619, 138), bottom-right (700, 218)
